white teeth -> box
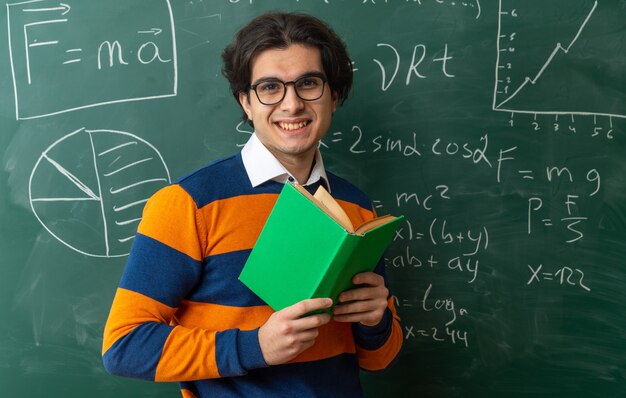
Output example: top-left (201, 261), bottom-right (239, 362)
top-left (279, 121), bottom-right (308, 131)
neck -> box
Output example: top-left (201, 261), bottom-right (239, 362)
top-left (274, 150), bottom-right (316, 185)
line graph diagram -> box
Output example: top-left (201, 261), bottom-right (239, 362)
top-left (29, 128), bottom-right (170, 257)
top-left (493, 0), bottom-right (626, 120)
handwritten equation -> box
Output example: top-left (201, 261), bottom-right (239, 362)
top-left (527, 264), bottom-right (591, 291)
top-left (6, 0), bottom-right (178, 120)
top-left (224, 0), bottom-right (482, 20)
top-left (397, 283), bottom-right (470, 347)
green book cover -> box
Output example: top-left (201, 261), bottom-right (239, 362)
top-left (239, 182), bottom-right (403, 312)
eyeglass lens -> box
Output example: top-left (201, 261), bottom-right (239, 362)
top-left (254, 76), bottom-right (325, 105)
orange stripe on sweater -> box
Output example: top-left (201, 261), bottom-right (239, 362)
top-left (289, 320), bottom-right (357, 364)
top-left (175, 300), bottom-right (273, 330)
top-left (137, 185), bottom-right (205, 261)
top-left (174, 301), bottom-right (356, 364)
top-left (102, 288), bottom-right (177, 355)
top-left (155, 325), bottom-right (220, 381)
top-left (197, 195), bottom-right (373, 258)
top-left (197, 193), bottom-right (277, 257)
top-left (181, 389), bottom-right (198, 398)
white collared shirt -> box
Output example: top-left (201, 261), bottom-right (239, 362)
top-left (241, 133), bottom-right (330, 191)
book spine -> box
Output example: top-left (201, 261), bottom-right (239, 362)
top-left (312, 234), bottom-right (361, 305)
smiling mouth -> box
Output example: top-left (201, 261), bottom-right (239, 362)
top-left (277, 120), bottom-right (310, 131)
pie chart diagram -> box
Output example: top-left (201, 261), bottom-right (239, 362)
top-left (29, 128), bottom-right (171, 257)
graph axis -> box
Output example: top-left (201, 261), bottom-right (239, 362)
top-left (492, 0), bottom-right (626, 120)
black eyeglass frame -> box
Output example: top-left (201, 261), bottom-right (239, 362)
top-left (247, 74), bottom-right (328, 105)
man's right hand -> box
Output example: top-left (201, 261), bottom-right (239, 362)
top-left (258, 298), bottom-right (333, 366)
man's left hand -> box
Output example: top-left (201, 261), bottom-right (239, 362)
top-left (332, 272), bottom-right (388, 327)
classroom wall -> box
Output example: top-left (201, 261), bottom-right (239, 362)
top-left (1, 1), bottom-right (625, 397)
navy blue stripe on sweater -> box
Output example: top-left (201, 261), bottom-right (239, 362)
top-left (187, 249), bottom-right (265, 307)
top-left (180, 353), bottom-right (363, 398)
top-left (121, 233), bottom-right (202, 308)
top-left (175, 153), bottom-right (373, 212)
top-left (176, 154), bottom-right (283, 209)
top-left (103, 322), bottom-right (174, 381)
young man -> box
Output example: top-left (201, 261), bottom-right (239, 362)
top-left (102, 12), bottom-right (402, 397)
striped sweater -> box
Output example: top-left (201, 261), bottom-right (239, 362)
top-left (102, 153), bottom-right (402, 397)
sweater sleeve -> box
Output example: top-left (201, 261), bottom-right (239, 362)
top-left (102, 184), bottom-right (267, 382)
top-left (352, 257), bottom-right (404, 371)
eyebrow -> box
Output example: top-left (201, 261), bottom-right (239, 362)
top-left (251, 71), bottom-right (326, 86)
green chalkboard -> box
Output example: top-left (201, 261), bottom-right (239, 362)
top-left (1, 1), bottom-right (625, 397)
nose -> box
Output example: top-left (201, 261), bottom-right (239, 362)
top-left (279, 83), bottom-right (305, 113)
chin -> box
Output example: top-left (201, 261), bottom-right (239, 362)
top-left (280, 143), bottom-right (315, 156)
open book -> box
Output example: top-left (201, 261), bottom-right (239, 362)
top-left (298, 183), bottom-right (399, 235)
top-left (239, 182), bottom-right (403, 312)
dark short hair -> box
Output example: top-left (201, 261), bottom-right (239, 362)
top-left (222, 12), bottom-right (353, 123)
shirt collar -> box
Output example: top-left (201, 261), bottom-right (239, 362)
top-left (241, 133), bottom-right (330, 191)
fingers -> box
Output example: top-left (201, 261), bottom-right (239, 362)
top-left (281, 298), bottom-right (333, 320)
top-left (258, 298), bottom-right (333, 366)
top-left (333, 306), bottom-right (385, 326)
top-left (338, 273), bottom-right (388, 304)
top-left (333, 294), bottom-right (386, 317)
top-left (338, 285), bottom-right (388, 304)
top-left (352, 272), bottom-right (384, 287)
top-left (278, 298), bottom-right (332, 336)
top-left (333, 272), bottom-right (389, 327)
top-left (275, 311), bottom-right (332, 338)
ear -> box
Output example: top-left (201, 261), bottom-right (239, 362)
top-left (239, 91), bottom-right (253, 121)
top-left (331, 90), bottom-right (339, 113)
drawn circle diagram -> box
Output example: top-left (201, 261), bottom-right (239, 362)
top-left (29, 128), bottom-right (171, 257)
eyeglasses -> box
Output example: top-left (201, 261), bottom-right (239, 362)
top-left (248, 75), bottom-right (327, 105)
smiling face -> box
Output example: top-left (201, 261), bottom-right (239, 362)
top-left (239, 44), bottom-right (338, 169)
